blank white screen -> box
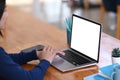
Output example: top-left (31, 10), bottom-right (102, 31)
top-left (71, 16), bottom-right (101, 61)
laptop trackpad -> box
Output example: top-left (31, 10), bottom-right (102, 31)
top-left (52, 57), bottom-right (75, 72)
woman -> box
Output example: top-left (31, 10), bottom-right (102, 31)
top-left (0, 0), bottom-right (64, 80)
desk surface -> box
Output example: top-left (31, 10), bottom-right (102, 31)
top-left (0, 6), bottom-right (120, 80)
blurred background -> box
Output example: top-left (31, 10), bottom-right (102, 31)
top-left (6, 0), bottom-right (117, 38)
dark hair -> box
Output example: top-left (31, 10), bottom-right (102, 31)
top-left (0, 0), bottom-right (6, 20)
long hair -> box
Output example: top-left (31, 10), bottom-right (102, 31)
top-left (0, 0), bottom-right (6, 20)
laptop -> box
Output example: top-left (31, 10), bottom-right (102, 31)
top-left (51, 14), bottom-right (102, 72)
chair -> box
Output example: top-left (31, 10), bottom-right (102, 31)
top-left (84, 0), bottom-right (102, 10)
top-left (99, 2), bottom-right (120, 39)
top-left (84, 0), bottom-right (89, 10)
top-left (116, 6), bottom-right (120, 39)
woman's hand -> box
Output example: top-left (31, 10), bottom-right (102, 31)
top-left (37, 46), bottom-right (65, 63)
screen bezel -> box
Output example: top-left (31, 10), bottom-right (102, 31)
top-left (70, 14), bottom-right (102, 63)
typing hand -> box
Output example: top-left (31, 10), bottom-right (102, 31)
top-left (37, 46), bottom-right (65, 63)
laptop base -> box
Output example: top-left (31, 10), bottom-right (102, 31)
top-left (52, 56), bottom-right (97, 72)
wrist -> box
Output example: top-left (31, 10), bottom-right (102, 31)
top-left (40, 59), bottom-right (51, 64)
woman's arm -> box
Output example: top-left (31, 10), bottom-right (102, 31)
top-left (0, 46), bottom-right (64, 80)
top-left (8, 50), bottom-right (38, 64)
top-left (0, 47), bottom-right (50, 80)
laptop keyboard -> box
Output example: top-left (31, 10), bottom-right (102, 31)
top-left (58, 50), bottom-right (91, 66)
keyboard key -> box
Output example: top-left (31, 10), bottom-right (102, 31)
top-left (60, 50), bottom-right (90, 65)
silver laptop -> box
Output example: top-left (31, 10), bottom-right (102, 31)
top-left (52, 14), bottom-right (102, 72)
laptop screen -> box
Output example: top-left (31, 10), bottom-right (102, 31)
top-left (71, 15), bottom-right (101, 61)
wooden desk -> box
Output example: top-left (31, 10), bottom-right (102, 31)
top-left (1, 6), bottom-right (120, 80)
